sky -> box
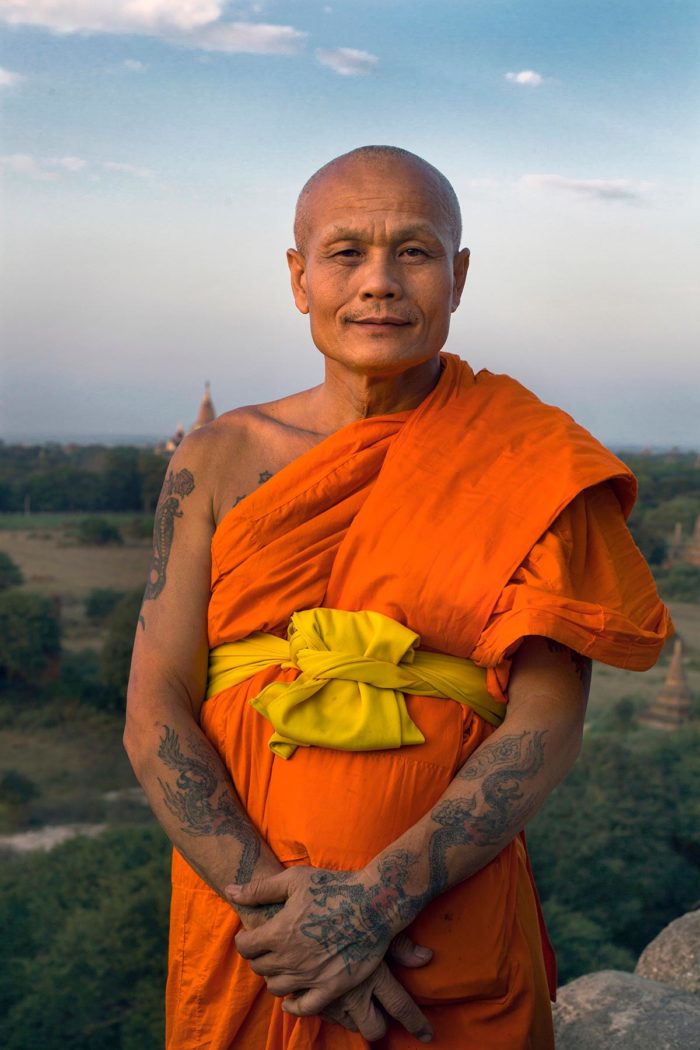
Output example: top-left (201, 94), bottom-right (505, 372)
top-left (1, 0), bottom-right (698, 447)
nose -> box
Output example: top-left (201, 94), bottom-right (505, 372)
top-left (358, 254), bottom-right (403, 300)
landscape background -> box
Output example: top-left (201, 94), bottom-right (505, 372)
top-left (0, 443), bottom-right (699, 1047)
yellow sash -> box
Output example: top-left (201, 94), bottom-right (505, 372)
top-left (207, 608), bottom-right (504, 759)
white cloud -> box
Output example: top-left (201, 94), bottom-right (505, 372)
top-left (123, 59), bottom-right (145, 71)
top-left (0, 2), bottom-right (307, 54)
top-left (505, 70), bottom-right (544, 86)
top-left (103, 160), bottom-right (155, 178)
top-left (315, 47), bottom-right (378, 76)
top-left (51, 155), bottom-right (87, 171)
top-left (182, 21), bottom-right (306, 54)
top-left (0, 153), bottom-right (59, 180)
top-left (0, 65), bottom-right (23, 86)
top-left (521, 173), bottom-right (655, 201)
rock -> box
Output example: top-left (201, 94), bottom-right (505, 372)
top-left (636, 910), bottom-right (700, 995)
top-left (553, 970), bottom-right (700, 1049)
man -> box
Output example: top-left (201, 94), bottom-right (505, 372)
top-left (124, 146), bottom-right (671, 1049)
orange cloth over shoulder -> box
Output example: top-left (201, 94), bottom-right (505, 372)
top-left (166, 354), bottom-right (671, 1050)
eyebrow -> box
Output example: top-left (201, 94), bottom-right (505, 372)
top-left (324, 223), bottom-right (444, 243)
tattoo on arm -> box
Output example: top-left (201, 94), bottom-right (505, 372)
top-left (232, 468), bottom-right (274, 508)
top-left (545, 639), bottom-right (592, 689)
top-left (298, 730), bottom-right (547, 972)
top-left (156, 724), bottom-right (260, 884)
top-left (139, 469), bottom-right (196, 628)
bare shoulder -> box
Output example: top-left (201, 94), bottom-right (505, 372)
top-left (171, 391), bottom-right (324, 526)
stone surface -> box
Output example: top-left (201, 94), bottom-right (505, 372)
top-left (636, 910), bottom-right (700, 995)
top-left (553, 970), bottom-right (700, 1049)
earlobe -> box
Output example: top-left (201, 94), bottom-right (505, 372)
top-left (451, 247), bottom-right (470, 312)
top-left (287, 248), bottom-right (309, 315)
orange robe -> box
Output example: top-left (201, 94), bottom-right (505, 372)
top-left (166, 354), bottom-right (671, 1049)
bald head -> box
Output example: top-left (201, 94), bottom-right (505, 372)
top-left (294, 145), bottom-right (462, 255)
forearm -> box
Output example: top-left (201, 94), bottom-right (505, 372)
top-left (124, 692), bottom-right (283, 918)
top-left (363, 694), bottom-right (582, 936)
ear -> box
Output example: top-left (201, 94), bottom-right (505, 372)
top-left (451, 247), bottom-right (470, 312)
top-left (287, 248), bottom-right (309, 315)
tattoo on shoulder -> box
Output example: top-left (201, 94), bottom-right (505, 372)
top-left (156, 725), bottom-right (260, 884)
top-left (142, 467), bottom-right (195, 606)
top-left (232, 467), bottom-right (274, 508)
top-left (546, 639), bottom-right (592, 688)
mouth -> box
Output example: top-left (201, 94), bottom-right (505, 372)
top-left (351, 316), bottom-right (411, 327)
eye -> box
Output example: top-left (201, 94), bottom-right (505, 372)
top-left (333, 248), bottom-right (362, 258)
top-left (401, 246), bottom-right (429, 258)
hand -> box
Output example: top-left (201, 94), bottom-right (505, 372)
top-left (227, 862), bottom-right (410, 1014)
top-left (319, 949), bottom-right (433, 1044)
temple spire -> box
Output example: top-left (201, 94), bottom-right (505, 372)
top-left (640, 638), bottom-right (694, 730)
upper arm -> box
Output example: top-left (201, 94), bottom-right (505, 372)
top-left (506, 635), bottom-right (590, 735)
top-left (127, 436), bottom-right (216, 724)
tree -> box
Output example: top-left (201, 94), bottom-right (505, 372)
top-left (0, 552), bottom-right (23, 591)
top-left (0, 591), bottom-right (61, 686)
top-left (0, 826), bottom-right (170, 1049)
top-left (98, 591), bottom-right (143, 710)
top-left (77, 517), bottom-right (123, 546)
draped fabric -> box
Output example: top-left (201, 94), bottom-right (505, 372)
top-left (167, 354), bottom-right (671, 1050)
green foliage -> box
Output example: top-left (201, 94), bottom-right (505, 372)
top-left (0, 770), bottom-right (38, 806)
top-left (77, 517), bottom-right (124, 546)
top-left (0, 444), bottom-right (168, 514)
top-left (98, 592), bottom-right (143, 711)
top-left (529, 726), bottom-right (700, 981)
top-left (541, 900), bottom-right (636, 984)
top-left (0, 551), bottom-right (23, 591)
top-left (0, 826), bottom-right (170, 1049)
top-left (655, 563), bottom-right (700, 603)
top-left (0, 591), bottom-right (61, 686)
top-left (86, 588), bottom-right (126, 623)
top-left (621, 452), bottom-right (700, 572)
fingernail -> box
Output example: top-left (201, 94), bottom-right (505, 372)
top-left (225, 885), bottom-right (240, 898)
top-left (415, 946), bottom-right (432, 960)
top-left (419, 1034), bottom-right (433, 1043)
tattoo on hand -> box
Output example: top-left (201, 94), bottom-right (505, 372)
top-left (545, 639), bottom-right (592, 688)
top-left (299, 731), bottom-right (547, 972)
top-left (156, 725), bottom-right (260, 883)
top-left (141, 468), bottom-right (195, 617)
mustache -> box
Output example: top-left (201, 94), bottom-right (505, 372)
top-left (342, 309), bottom-right (417, 324)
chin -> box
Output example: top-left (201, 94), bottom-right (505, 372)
top-left (317, 338), bottom-right (441, 377)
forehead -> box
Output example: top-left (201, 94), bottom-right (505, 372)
top-left (305, 160), bottom-right (451, 242)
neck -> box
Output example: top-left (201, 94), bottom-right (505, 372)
top-left (312, 355), bottom-right (443, 433)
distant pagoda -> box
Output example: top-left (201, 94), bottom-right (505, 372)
top-left (640, 638), bottom-right (694, 730)
top-left (190, 381), bottom-right (216, 433)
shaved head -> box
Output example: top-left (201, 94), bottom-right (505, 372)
top-left (294, 145), bottom-right (462, 255)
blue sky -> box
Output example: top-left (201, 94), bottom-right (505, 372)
top-left (1, 0), bottom-right (698, 445)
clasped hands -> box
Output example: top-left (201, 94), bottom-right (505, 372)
top-left (226, 865), bottom-right (434, 1044)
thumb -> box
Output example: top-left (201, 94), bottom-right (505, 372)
top-left (225, 871), bottom-right (290, 907)
top-left (387, 932), bottom-right (433, 968)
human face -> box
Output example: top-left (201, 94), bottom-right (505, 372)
top-left (287, 160), bottom-right (470, 377)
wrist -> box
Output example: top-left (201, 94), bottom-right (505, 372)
top-left (358, 853), bottom-right (423, 939)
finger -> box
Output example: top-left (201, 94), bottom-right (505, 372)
top-left (388, 932), bottom-right (433, 968)
top-left (264, 974), bottom-right (305, 997)
top-left (281, 986), bottom-right (334, 1017)
top-left (226, 871), bottom-right (291, 908)
top-left (320, 1006), bottom-right (359, 1032)
top-left (342, 993), bottom-right (387, 1043)
top-left (235, 927), bottom-right (276, 959)
top-left (373, 967), bottom-right (433, 1043)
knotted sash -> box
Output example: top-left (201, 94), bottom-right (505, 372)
top-left (207, 608), bottom-right (503, 758)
